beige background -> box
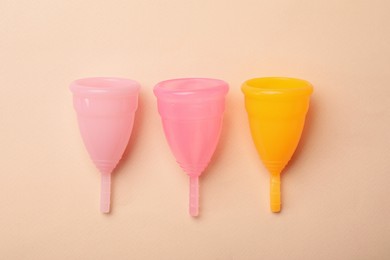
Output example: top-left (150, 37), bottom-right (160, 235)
top-left (1, 0), bottom-right (390, 259)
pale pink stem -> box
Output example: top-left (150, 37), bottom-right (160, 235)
top-left (100, 173), bottom-right (111, 213)
top-left (189, 176), bottom-right (199, 217)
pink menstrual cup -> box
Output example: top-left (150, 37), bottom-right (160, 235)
top-left (70, 77), bottom-right (140, 213)
top-left (154, 78), bottom-right (228, 217)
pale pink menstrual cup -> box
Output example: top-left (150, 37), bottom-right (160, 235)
top-left (154, 78), bottom-right (228, 217)
top-left (70, 77), bottom-right (140, 213)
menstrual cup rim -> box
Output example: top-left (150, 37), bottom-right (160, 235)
top-left (70, 77), bottom-right (140, 95)
top-left (242, 77), bottom-right (313, 96)
top-left (153, 78), bottom-right (228, 99)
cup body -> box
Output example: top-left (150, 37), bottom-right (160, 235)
top-left (70, 77), bottom-right (140, 174)
top-left (242, 77), bottom-right (313, 174)
top-left (154, 78), bottom-right (228, 177)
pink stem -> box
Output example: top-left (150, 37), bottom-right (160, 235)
top-left (100, 173), bottom-right (111, 213)
top-left (189, 176), bottom-right (199, 217)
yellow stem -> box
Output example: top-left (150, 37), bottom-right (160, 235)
top-left (270, 174), bottom-right (281, 213)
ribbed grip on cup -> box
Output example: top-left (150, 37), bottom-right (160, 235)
top-left (178, 161), bottom-right (209, 177)
top-left (263, 161), bottom-right (285, 175)
top-left (93, 159), bottom-right (118, 175)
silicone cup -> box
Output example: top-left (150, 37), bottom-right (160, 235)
top-left (154, 78), bottom-right (228, 217)
top-left (70, 77), bottom-right (140, 213)
top-left (242, 77), bottom-right (313, 212)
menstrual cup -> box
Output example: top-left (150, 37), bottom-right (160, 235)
top-left (154, 78), bottom-right (228, 217)
top-left (70, 77), bottom-right (140, 213)
top-left (242, 77), bottom-right (313, 212)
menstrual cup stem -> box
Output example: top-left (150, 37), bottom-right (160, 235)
top-left (189, 176), bottom-right (199, 217)
top-left (100, 173), bottom-right (111, 213)
top-left (270, 174), bottom-right (281, 213)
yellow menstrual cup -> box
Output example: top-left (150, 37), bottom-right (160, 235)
top-left (241, 77), bottom-right (313, 212)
